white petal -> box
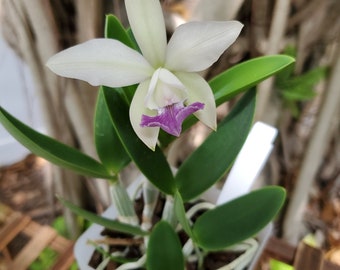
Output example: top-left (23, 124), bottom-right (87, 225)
top-left (130, 80), bottom-right (159, 151)
top-left (46, 39), bottom-right (153, 87)
top-left (145, 68), bottom-right (187, 109)
top-left (125, 0), bottom-right (167, 67)
top-left (175, 72), bottom-right (217, 130)
top-left (165, 21), bottom-right (243, 72)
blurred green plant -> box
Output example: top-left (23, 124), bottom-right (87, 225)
top-left (28, 217), bottom-right (79, 270)
top-left (275, 46), bottom-right (328, 117)
top-left (29, 247), bottom-right (58, 270)
top-left (270, 259), bottom-right (294, 270)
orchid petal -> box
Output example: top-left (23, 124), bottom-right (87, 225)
top-left (175, 72), bottom-right (217, 130)
top-left (165, 21), bottom-right (243, 72)
top-left (141, 102), bottom-right (204, 137)
top-left (130, 80), bottom-right (159, 151)
top-left (125, 0), bottom-right (167, 67)
top-left (46, 39), bottom-right (153, 87)
top-left (145, 68), bottom-right (187, 109)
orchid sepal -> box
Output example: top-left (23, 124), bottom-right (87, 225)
top-left (125, 0), bottom-right (167, 67)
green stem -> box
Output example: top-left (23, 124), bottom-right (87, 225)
top-left (161, 195), bottom-right (177, 228)
top-left (141, 180), bottom-right (159, 231)
top-left (110, 178), bottom-right (138, 226)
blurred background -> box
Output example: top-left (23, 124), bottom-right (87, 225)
top-left (0, 0), bottom-right (339, 267)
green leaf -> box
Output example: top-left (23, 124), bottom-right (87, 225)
top-left (94, 90), bottom-right (130, 173)
top-left (275, 46), bottom-right (296, 82)
top-left (192, 187), bottom-right (286, 250)
top-left (147, 221), bottom-right (184, 270)
top-left (278, 66), bottom-right (327, 101)
top-left (58, 196), bottom-right (148, 236)
top-left (174, 192), bottom-right (194, 238)
top-left (211, 55), bottom-right (295, 104)
top-left (0, 106), bottom-right (113, 179)
top-left (270, 259), bottom-right (294, 270)
top-left (105, 14), bottom-right (136, 50)
top-left (101, 86), bottom-right (176, 195)
top-left (281, 86), bottom-right (316, 101)
top-left (175, 89), bottom-right (256, 202)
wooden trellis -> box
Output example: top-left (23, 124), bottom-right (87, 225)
top-left (0, 204), bottom-right (74, 270)
top-left (257, 237), bottom-right (340, 270)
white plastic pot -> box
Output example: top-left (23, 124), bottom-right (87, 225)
top-left (74, 122), bottom-right (277, 269)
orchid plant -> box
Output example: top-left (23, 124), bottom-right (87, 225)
top-left (46, 0), bottom-right (243, 150)
top-left (0, 0), bottom-right (294, 269)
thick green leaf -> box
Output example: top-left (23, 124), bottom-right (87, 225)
top-left (211, 55), bottom-right (295, 104)
top-left (193, 187), bottom-right (286, 250)
top-left (105, 14), bottom-right (136, 50)
top-left (94, 89), bottom-right (130, 173)
top-left (58, 196), bottom-right (148, 236)
top-left (147, 221), bottom-right (184, 270)
top-left (101, 86), bottom-right (176, 195)
top-left (174, 192), bottom-right (194, 238)
top-left (175, 89), bottom-right (256, 201)
top-left (0, 106), bottom-right (113, 179)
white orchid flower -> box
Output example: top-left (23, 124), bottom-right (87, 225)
top-left (46, 0), bottom-right (243, 150)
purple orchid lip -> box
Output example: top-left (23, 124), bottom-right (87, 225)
top-left (141, 102), bottom-right (205, 136)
